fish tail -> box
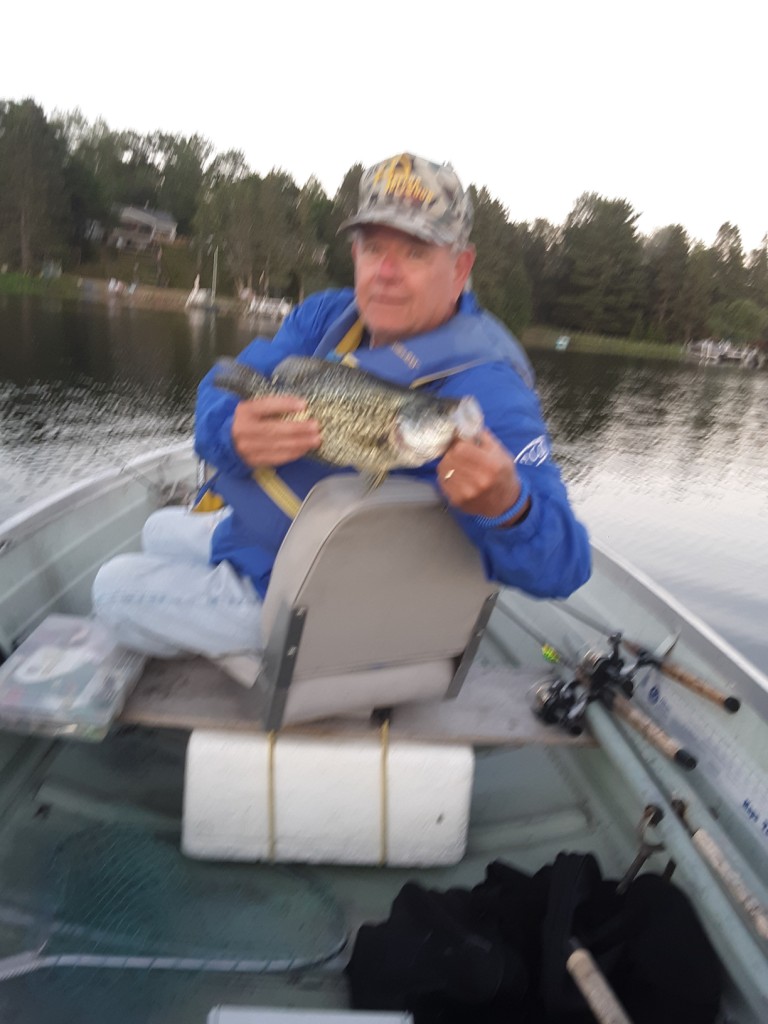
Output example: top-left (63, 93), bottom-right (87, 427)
top-left (212, 358), bottom-right (272, 399)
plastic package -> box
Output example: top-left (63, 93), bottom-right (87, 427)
top-left (0, 615), bottom-right (146, 741)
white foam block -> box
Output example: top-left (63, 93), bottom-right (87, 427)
top-left (182, 731), bottom-right (474, 867)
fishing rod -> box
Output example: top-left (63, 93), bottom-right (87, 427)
top-left (670, 800), bottom-right (768, 945)
top-left (499, 598), bottom-right (768, 991)
top-left (585, 700), bottom-right (768, 1022)
top-left (550, 601), bottom-right (740, 713)
top-left (495, 601), bottom-right (697, 769)
top-left (566, 939), bottom-right (634, 1024)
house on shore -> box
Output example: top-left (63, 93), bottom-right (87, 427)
top-left (108, 206), bottom-right (178, 251)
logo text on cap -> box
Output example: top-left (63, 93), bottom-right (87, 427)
top-left (372, 155), bottom-right (437, 209)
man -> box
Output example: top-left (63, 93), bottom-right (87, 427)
top-left (93, 153), bottom-right (590, 658)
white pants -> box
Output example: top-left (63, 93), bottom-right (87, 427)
top-left (92, 508), bottom-right (263, 658)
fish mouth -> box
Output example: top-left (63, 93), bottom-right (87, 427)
top-left (451, 396), bottom-right (484, 440)
top-left (391, 398), bottom-right (484, 465)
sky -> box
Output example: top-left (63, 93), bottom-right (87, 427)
top-left (4, 0), bottom-right (767, 251)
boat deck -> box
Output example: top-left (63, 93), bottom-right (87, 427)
top-left (120, 656), bottom-right (595, 747)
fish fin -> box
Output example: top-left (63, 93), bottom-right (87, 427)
top-left (213, 358), bottom-right (271, 399)
top-left (273, 355), bottom-right (326, 383)
top-left (363, 470), bottom-right (389, 492)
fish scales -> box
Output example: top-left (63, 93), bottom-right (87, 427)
top-left (275, 359), bottom-right (408, 471)
top-left (212, 356), bottom-right (484, 476)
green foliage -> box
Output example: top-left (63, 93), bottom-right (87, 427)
top-left (0, 270), bottom-right (78, 298)
top-left (746, 240), bottom-right (768, 314)
top-left (519, 218), bottom-right (561, 323)
top-left (75, 241), bottom-right (200, 291)
top-left (53, 109), bottom-right (213, 236)
top-left (294, 177), bottom-right (333, 301)
top-left (193, 168), bottom-right (306, 298)
top-left (469, 187), bottom-right (532, 334)
top-left (521, 324), bottom-right (685, 360)
top-left (0, 99), bottom-right (69, 271)
top-left (61, 152), bottom-right (108, 259)
top-left (324, 164), bottom-right (363, 287)
top-left (710, 222), bottom-right (746, 305)
top-left (194, 173), bottom-right (261, 292)
top-left (205, 149), bottom-right (250, 188)
top-left (677, 245), bottom-right (716, 341)
top-left (156, 133), bottom-right (212, 235)
top-left (643, 225), bottom-right (691, 342)
top-left (707, 298), bottom-right (768, 343)
top-left (552, 193), bottom-right (644, 336)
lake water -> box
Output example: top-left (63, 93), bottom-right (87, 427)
top-left (1, 293), bottom-right (767, 673)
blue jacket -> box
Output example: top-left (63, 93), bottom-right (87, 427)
top-left (195, 288), bottom-right (591, 599)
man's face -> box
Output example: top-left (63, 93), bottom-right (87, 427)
top-left (352, 226), bottom-right (475, 344)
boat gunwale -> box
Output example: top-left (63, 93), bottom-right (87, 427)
top-left (588, 538), bottom-right (768, 712)
top-left (0, 441), bottom-right (195, 546)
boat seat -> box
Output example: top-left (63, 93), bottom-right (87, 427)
top-left (253, 475), bottom-right (499, 730)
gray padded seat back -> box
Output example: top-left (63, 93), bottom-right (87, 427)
top-left (259, 476), bottom-right (498, 725)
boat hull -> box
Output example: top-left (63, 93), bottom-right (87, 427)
top-left (0, 447), bottom-right (767, 1022)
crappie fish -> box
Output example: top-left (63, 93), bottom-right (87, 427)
top-left (212, 356), bottom-right (484, 479)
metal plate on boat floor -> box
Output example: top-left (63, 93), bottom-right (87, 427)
top-left (0, 823), bottom-right (349, 1023)
top-left (44, 824), bottom-right (348, 969)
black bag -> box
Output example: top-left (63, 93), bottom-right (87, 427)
top-left (346, 853), bottom-right (722, 1023)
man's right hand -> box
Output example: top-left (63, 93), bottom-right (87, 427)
top-left (231, 396), bottom-right (322, 468)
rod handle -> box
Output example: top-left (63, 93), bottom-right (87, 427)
top-left (607, 692), bottom-right (697, 770)
top-left (622, 641), bottom-right (740, 713)
top-left (692, 828), bottom-right (768, 943)
top-left (660, 661), bottom-right (740, 713)
top-left (566, 941), bottom-right (634, 1024)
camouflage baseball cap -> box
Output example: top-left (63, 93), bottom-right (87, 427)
top-left (339, 153), bottom-right (473, 248)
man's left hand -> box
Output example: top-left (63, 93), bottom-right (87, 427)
top-left (437, 430), bottom-right (526, 522)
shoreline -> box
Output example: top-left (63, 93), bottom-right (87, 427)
top-left (0, 272), bottom-right (729, 362)
top-left (77, 277), bottom-right (245, 316)
top-left (0, 272), bottom-right (277, 321)
top-left (520, 325), bottom-right (686, 360)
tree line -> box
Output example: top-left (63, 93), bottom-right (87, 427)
top-left (2, 98), bottom-right (767, 345)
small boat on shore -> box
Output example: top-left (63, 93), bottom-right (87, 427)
top-left (0, 444), bottom-right (766, 1023)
